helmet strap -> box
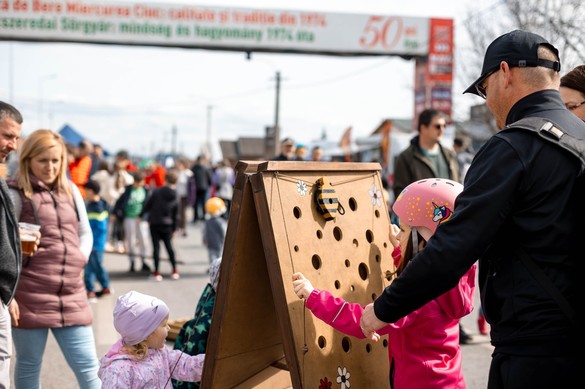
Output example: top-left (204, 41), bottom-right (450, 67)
top-left (411, 227), bottom-right (419, 256)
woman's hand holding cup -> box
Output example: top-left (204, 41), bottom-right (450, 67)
top-left (18, 222), bottom-right (41, 255)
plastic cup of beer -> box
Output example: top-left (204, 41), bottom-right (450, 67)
top-left (19, 222), bottom-right (41, 255)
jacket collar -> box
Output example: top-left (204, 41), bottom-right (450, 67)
top-left (506, 89), bottom-right (565, 125)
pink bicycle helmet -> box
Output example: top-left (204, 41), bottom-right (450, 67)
top-left (392, 178), bottom-right (463, 241)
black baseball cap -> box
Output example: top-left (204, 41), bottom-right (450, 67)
top-left (464, 30), bottom-right (561, 96)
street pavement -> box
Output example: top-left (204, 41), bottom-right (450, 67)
top-left (12, 218), bottom-right (493, 388)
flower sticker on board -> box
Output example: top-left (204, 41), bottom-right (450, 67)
top-left (368, 183), bottom-right (382, 207)
top-left (297, 180), bottom-right (308, 196)
top-left (336, 366), bottom-right (351, 389)
top-left (319, 376), bottom-right (333, 389)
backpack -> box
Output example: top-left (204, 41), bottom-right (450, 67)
top-left (504, 116), bottom-right (585, 326)
top-left (505, 117), bottom-right (585, 176)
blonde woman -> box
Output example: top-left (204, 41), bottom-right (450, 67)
top-left (8, 129), bottom-right (99, 389)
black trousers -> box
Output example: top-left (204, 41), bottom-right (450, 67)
top-left (149, 224), bottom-right (177, 273)
top-left (193, 190), bottom-right (207, 222)
top-left (488, 352), bottom-right (583, 389)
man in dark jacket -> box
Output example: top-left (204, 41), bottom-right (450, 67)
top-left (191, 155), bottom-right (212, 223)
top-left (140, 170), bottom-right (179, 281)
top-left (0, 101), bottom-right (38, 387)
top-left (361, 30), bottom-right (585, 388)
top-left (392, 109), bottom-right (460, 200)
top-left (271, 137), bottom-right (296, 161)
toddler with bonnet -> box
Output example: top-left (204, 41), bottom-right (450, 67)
top-left (98, 291), bottom-right (205, 388)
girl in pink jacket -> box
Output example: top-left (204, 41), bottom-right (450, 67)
top-left (293, 178), bottom-right (476, 389)
top-left (98, 291), bottom-right (205, 388)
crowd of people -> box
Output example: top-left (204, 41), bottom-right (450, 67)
top-left (0, 115), bottom-right (232, 386)
top-left (1, 27), bottom-right (585, 388)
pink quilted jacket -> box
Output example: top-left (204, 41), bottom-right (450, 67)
top-left (9, 177), bottom-right (91, 328)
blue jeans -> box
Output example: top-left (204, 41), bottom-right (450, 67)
top-left (12, 325), bottom-right (100, 389)
top-left (0, 304), bottom-right (11, 389)
top-left (84, 249), bottom-right (110, 292)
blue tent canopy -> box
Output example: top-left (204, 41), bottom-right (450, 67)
top-left (58, 124), bottom-right (110, 156)
top-left (58, 124), bottom-right (85, 146)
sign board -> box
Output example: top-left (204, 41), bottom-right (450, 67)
top-left (1, 0), bottom-right (437, 57)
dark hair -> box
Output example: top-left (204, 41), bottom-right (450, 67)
top-left (453, 137), bottom-right (465, 148)
top-left (396, 230), bottom-right (426, 277)
top-left (131, 170), bottom-right (145, 183)
top-left (116, 150), bottom-right (129, 160)
top-left (417, 109), bottom-right (443, 132)
top-left (165, 170), bottom-right (178, 185)
top-left (84, 180), bottom-right (101, 194)
top-left (560, 65), bottom-right (585, 96)
top-left (0, 101), bottom-right (23, 125)
top-left (79, 140), bottom-right (92, 149)
top-left (98, 160), bottom-right (110, 172)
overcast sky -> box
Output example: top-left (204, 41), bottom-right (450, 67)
top-left (0, 0), bottom-right (496, 159)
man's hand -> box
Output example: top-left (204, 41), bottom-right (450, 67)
top-left (9, 299), bottom-right (20, 327)
top-left (360, 303), bottom-right (387, 341)
top-left (292, 272), bottom-right (314, 299)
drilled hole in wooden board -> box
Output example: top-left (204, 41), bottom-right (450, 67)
top-left (366, 230), bottom-right (374, 243)
top-left (383, 339), bottom-right (388, 348)
top-left (344, 259), bottom-right (350, 267)
top-left (371, 292), bottom-right (378, 301)
top-left (293, 206), bottom-right (302, 219)
top-left (318, 336), bottom-right (327, 349)
top-left (341, 337), bottom-right (352, 352)
top-left (365, 343), bottom-right (372, 353)
top-left (311, 255), bottom-right (322, 270)
top-left (333, 227), bottom-right (342, 241)
top-left (375, 254), bottom-right (381, 263)
top-left (316, 230), bottom-right (323, 239)
top-left (353, 239), bottom-right (359, 247)
top-left (375, 209), bottom-right (380, 218)
top-left (350, 285), bottom-right (355, 292)
top-left (348, 197), bottom-right (357, 211)
top-left (358, 263), bottom-right (369, 281)
top-left (334, 280), bottom-right (341, 289)
top-left (294, 245), bottom-right (299, 252)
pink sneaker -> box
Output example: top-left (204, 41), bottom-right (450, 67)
top-left (150, 272), bottom-right (163, 282)
top-left (171, 272), bottom-right (180, 280)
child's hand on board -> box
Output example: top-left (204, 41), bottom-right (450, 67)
top-left (292, 272), bottom-right (314, 299)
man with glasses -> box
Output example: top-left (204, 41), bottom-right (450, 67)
top-left (392, 108), bottom-right (460, 201)
top-left (361, 30), bottom-right (584, 388)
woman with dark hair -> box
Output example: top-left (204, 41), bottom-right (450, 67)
top-left (560, 64), bottom-right (585, 121)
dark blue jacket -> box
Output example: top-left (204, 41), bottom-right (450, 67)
top-left (374, 90), bottom-right (585, 356)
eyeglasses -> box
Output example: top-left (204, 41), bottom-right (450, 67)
top-left (433, 123), bottom-right (446, 129)
top-left (565, 101), bottom-right (585, 111)
top-left (475, 70), bottom-right (498, 99)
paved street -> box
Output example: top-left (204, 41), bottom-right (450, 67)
top-left (12, 219), bottom-right (492, 388)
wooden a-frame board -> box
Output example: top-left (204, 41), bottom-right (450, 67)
top-left (202, 161), bottom-right (395, 388)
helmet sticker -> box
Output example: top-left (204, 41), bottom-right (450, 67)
top-left (432, 202), bottom-right (453, 224)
